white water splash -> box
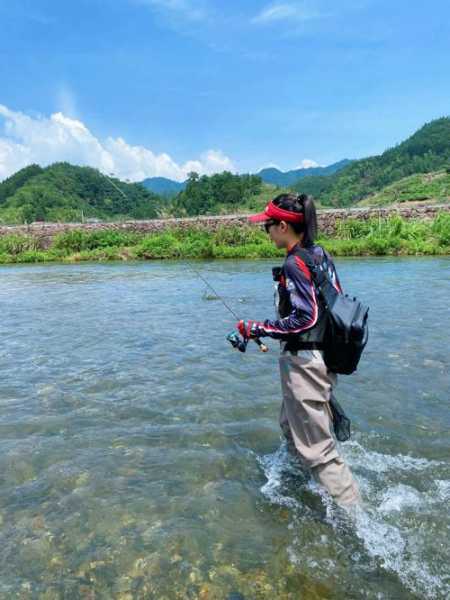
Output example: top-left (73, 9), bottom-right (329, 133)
top-left (258, 444), bottom-right (301, 510)
top-left (345, 444), bottom-right (449, 598)
top-left (341, 440), bottom-right (442, 473)
top-left (434, 479), bottom-right (450, 501)
top-left (258, 442), bottom-right (450, 599)
top-left (353, 506), bottom-right (445, 599)
top-left (378, 484), bottom-right (423, 513)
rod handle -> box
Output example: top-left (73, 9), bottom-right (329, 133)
top-left (254, 338), bottom-right (269, 353)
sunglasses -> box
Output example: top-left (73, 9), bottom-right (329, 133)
top-left (264, 220), bottom-right (279, 233)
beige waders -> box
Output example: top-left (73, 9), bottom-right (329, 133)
top-left (278, 348), bottom-right (360, 507)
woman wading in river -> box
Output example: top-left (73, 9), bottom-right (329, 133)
top-left (239, 193), bottom-right (360, 507)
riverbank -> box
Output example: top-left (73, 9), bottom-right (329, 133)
top-left (0, 212), bottom-right (449, 263)
top-left (1, 202), bottom-right (449, 240)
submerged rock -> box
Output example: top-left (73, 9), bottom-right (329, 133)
top-left (202, 291), bottom-right (220, 301)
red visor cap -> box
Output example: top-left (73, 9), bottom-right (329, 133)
top-left (248, 201), bottom-right (304, 224)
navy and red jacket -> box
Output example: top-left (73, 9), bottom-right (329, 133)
top-left (256, 243), bottom-right (342, 345)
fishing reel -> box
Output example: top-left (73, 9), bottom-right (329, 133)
top-left (227, 331), bottom-right (248, 352)
top-left (227, 331), bottom-right (268, 353)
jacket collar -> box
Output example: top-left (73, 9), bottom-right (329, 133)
top-left (287, 241), bottom-right (301, 255)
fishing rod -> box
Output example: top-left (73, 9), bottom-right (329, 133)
top-left (106, 173), bottom-right (130, 199)
top-left (185, 261), bottom-right (268, 354)
top-left (99, 170), bottom-right (267, 354)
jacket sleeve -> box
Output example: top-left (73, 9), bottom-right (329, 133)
top-left (257, 254), bottom-right (319, 339)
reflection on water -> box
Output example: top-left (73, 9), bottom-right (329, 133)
top-left (0, 257), bottom-right (449, 599)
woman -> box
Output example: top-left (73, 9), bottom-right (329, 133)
top-left (239, 193), bottom-right (360, 508)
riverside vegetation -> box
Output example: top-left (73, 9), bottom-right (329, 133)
top-left (0, 213), bottom-right (449, 264)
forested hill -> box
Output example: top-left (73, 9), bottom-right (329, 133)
top-left (294, 117), bottom-right (450, 206)
top-left (0, 163), bottom-right (163, 223)
top-left (170, 171), bottom-right (263, 216)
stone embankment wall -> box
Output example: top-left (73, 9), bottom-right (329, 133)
top-left (0, 204), bottom-right (448, 248)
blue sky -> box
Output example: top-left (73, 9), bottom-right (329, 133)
top-left (0, 0), bottom-right (449, 181)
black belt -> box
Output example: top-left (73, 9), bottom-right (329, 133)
top-left (285, 342), bottom-right (324, 353)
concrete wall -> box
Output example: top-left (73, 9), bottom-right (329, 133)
top-left (1, 203), bottom-right (449, 248)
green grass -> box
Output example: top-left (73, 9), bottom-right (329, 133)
top-left (0, 214), bottom-right (449, 264)
top-left (358, 170), bottom-right (450, 207)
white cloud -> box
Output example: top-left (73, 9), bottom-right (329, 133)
top-left (0, 104), bottom-right (235, 182)
top-left (252, 2), bottom-right (324, 25)
top-left (296, 158), bottom-right (320, 169)
top-left (182, 150), bottom-right (234, 175)
top-left (134, 0), bottom-right (207, 22)
top-left (257, 162), bottom-right (283, 172)
top-left (257, 160), bottom-right (321, 173)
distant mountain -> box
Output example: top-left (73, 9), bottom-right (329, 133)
top-left (294, 117), bottom-right (450, 206)
top-left (139, 160), bottom-right (349, 197)
top-left (257, 159), bottom-right (352, 187)
top-left (141, 177), bottom-right (186, 197)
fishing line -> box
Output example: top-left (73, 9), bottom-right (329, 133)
top-left (98, 170), bottom-right (267, 353)
top-left (185, 262), bottom-right (240, 321)
top-left (184, 260), bottom-right (268, 353)
top-left (105, 173), bottom-right (129, 199)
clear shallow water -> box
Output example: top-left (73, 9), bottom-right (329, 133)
top-left (0, 257), bottom-right (449, 599)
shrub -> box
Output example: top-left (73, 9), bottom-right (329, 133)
top-left (84, 230), bottom-right (141, 248)
top-left (213, 225), bottom-right (265, 247)
top-left (385, 215), bottom-right (403, 236)
top-left (335, 218), bottom-right (372, 239)
top-left (15, 250), bottom-right (49, 263)
top-left (0, 235), bottom-right (38, 255)
top-left (180, 237), bottom-right (214, 258)
top-left (0, 252), bottom-right (13, 263)
top-left (53, 229), bottom-right (141, 252)
top-left (53, 230), bottom-right (90, 252)
top-left (432, 212), bottom-right (450, 245)
top-left (135, 232), bottom-right (181, 258)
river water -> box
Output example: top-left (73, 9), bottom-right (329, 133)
top-left (0, 257), bottom-right (449, 599)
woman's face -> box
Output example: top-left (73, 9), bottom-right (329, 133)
top-left (266, 220), bottom-right (290, 248)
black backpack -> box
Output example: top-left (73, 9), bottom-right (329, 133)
top-left (297, 248), bottom-right (369, 375)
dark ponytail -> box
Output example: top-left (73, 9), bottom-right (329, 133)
top-left (272, 193), bottom-right (318, 247)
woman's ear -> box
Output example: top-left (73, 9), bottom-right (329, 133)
top-left (280, 220), bottom-right (289, 233)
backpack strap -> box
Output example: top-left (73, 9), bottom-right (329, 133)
top-left (294, 247), bottom-right (328, 289)
top-left (294, 246), bottom-right (339, 308)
